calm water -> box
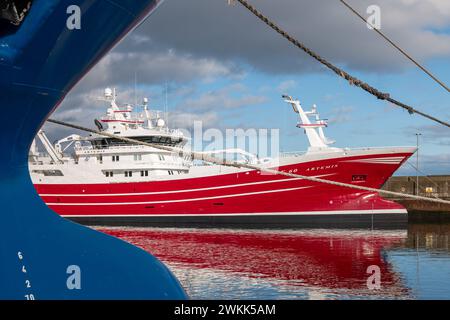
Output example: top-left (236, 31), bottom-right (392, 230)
top-left (97, 223), bottom-right (450, 300)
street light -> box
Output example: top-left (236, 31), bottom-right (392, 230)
top-left (415, 133), bottom-right (422, 195)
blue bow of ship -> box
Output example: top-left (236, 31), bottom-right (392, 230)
top-left (0, 0), bottom-right (187, 299)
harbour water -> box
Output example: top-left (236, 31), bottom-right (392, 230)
top-left (96, 220), bottom-right (450, 300)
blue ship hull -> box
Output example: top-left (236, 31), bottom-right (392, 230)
top-left (0, 0), bottom-right (187, 299)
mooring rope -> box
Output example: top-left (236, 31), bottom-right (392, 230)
top-left (339, 0), bottom-right (449, 93)
top-left (232, 0), bottom-right (450, 128)
top-left (46, 118), bottom-right (450, 205)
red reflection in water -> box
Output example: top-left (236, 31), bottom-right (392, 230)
top-left (99, 227), bottom-right (408, 295)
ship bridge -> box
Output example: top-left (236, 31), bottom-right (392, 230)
top-left (85, 88), bottom-right (189, 149)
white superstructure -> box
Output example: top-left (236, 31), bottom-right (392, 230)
top-left (29, 88), bottom-right (193, 183)
top-left (30, 88), bottom-right (287, 184)
top-left (29, 89), bottom-right (412, 186)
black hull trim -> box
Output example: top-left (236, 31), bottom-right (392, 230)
top-left (67, 213), bottom-right (408, 230)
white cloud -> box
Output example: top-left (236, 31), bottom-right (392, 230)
top-left (277, 80), bottom-right (297, 93)
top-left (169, 111), bottom-right (220, 130)
top-left (180, 84), bottom-right (267, 112)
top-left (73, 49), bottom-right (242, 93)
top-left (404, 124), bottom-right (450, 146)
top-left (132, 0), bottom-right (450, 74)
top-left (328, 106), bottom-right (354, 124)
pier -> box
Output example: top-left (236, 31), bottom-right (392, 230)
top-left (383, 175), bottom-right (450, 222)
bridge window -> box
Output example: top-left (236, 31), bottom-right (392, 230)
top-left (112, 155), bottom-right (120, 162)
top-left (32, 170), bottom-right (64, 176)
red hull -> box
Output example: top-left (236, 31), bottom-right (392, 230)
top-left (33, 151), bottom-right (413, 227)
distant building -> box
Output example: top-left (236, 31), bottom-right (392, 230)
top-left (383, 175), bottom-right (450, 199)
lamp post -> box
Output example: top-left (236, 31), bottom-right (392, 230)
top-left (415, 133), bottom-right (422, 195)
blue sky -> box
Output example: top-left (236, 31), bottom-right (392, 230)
top-left (45, 0), bottom-right (450, 176)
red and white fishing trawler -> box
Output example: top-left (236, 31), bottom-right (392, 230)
top-left (29, 89), bottom-right (416, 228)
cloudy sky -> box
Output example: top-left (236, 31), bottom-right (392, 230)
top-left (44, 0), bottom-right (450, 175)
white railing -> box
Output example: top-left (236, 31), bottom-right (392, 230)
top-left (75, 145), bottom-right (148, 152)
top-left (342, 146), bottom-right (414, 151)
top-left (279, 146), bottom-right (413, 158)
top-left (279, 151), bottom-right (307, 158)
top-left (74, 144), bottom-right (188, 153)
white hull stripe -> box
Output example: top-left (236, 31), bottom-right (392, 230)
top-left (353, 157), bottom-right (404, 160)
top-left (40, 174), bottom-right (335, 197)
top-left (357, 159), bottom-right (403, 162)
top-left (62, 209), bottom-right (408, 217)
top-left (343, 157), bottom-right (405, 165)
top-left (47, 186), bottom-right (314, 206)
top-left (350, 161), bottom-right (400, 165)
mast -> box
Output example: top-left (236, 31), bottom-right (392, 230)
top-left (165, 81), bottom-right (169, 128)
top-left (283, 95), bottom-right (328, 152)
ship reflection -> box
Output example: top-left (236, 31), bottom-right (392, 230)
top-left (98, 227), bottom-right (412, 299)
